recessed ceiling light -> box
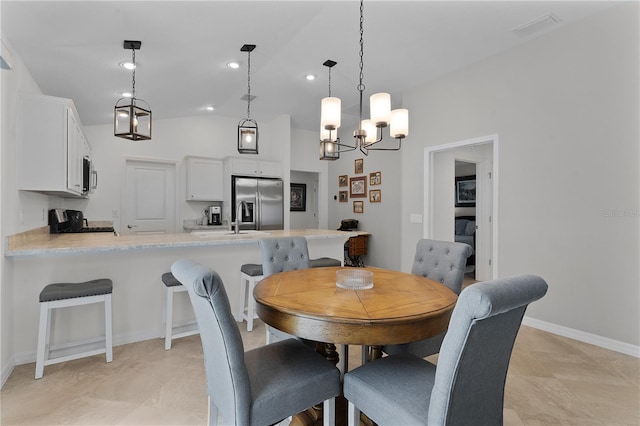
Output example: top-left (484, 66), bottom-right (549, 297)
top-left (305, 74), bottom-right (316, 81)
top-left (204, 106), bottom-right (215, 111)
top-left (227, 61), bottom-right (240, 69)
top-left (119, 91), bottom-right (133, 98)
top-left (119, 60), bottom-right (135, 70)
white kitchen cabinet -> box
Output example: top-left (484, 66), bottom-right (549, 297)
top-left (18, 94), bottom-right (87, 197)
top-left (186, 156), bottom-right (223, 201)
top-left (225, 157), bottom-right (281, 178)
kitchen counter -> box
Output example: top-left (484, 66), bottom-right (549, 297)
top-left (7, 227), bottom-right (351, 362)
top-left (6, 227), bottom-right (354, 257)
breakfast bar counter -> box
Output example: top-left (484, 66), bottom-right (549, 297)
top-left (6, 228), bottom-right (351, 364)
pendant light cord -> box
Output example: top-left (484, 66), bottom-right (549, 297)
top-left (131, 48), bottom-right (136, 100)
top-left (357, 0), bottom-right (365, 128)
top-left (247, 50), bottom-right (252, 119)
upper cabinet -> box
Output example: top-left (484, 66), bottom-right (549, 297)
top-left (186, 156), bottom-right (223, 201)
top-left (18, 94), bottom-right (88, 197)
top-left (225, 157), bottom-right (281, 178)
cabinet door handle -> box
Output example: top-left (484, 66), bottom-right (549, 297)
top-left (127, 224), bottom-right (138, 229)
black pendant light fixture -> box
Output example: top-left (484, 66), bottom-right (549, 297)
top-left (114, 40), bottom-right (152, 141)
top-left (237, 44), bottom-right (258, 154)
top-left (319, 0), bottom-right (408, 160)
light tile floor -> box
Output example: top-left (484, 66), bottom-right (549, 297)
top-left (1, 316), bottom-right (638, 425)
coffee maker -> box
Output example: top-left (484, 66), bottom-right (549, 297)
top-left (207, 205), bottom-right (222, 225)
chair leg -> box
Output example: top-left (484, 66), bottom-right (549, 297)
top-left (237, 272), bottom-right (247, 323)
top-left (323, 397), bottom-right (336, 426)
top-left (165, 288), bottom-right (174, 350)
top-left (104, 294), bottom-right (113, 362)
top-left (208, 395), bottom-right (219, 426)
top-left (347, 401), bottom-right (360, 426)
top-left (35, 302), bottom-right (49, 379)
top-left (265, 325), bottom-right (272, 345)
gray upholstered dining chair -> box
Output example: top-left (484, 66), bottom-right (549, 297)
top-left (171, 259), bottom-right (340, 426)
top-left (382, 239), bottom-right (473, 358)
top-left (343, 274), bottom-right (548, 426)
top-left (258, 236), bottom-right (311, 344)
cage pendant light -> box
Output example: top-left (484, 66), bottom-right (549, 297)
top-left (114, 40), bottom-right (152, 141)
top-left (238, 44), bottom-right (258, 154)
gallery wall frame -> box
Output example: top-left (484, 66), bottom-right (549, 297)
top-left (349, 176), bottom-right (367, 198)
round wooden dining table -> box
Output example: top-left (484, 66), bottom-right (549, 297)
top-left (254, 266), bottom-right (458, 357)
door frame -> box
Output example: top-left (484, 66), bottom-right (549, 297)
top-left (423, 134), bottom-right (499, 280)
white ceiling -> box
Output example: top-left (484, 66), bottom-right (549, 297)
top-left (1, 1), bottom-right (615, 133)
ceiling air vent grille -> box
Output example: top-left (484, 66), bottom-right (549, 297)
top-left (512, 14), bottom-right (562, 38)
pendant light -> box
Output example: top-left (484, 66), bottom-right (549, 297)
top-left (237, 44), bottom-right (258, 154)
top-left (319, 0), bottom-right (409, 160)
top-left (319, 60), bottom-right (348, 160)
top-left (114, 40), bottom-right (152, 141)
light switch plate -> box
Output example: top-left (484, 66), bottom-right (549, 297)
top-left (409, 214), bottom-right (423, 223)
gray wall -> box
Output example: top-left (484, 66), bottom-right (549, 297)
top-left (400, 4), bottom-right (639, 347)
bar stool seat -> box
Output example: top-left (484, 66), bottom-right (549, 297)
top-left (162, 272), bottom-right (199, 350)
top-left (36, 279), bottom-right (113, 379)
top-left (237, 264), bottom-right (264, 332)
top-left (310, 257), bottom-right (342, 268)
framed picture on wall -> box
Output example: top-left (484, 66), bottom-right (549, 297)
top-left (353, 201), bottom-right (364, 214)
top-left (349, 176), bottom-right (367, 198)
top-left (369, 171), bottom-right (381, 186)
top-left (455, 175), bottom-right (476, 207)
top-left (369, 189), bottom-right (381, 203)
top-left (339, 191), bottom-right (348, 202)
top-left (290, 183), bottom-right (306, 211)
top-left (338, 175), bottom-right (348, 187)
top-left (354, 158), bottom-right (364, 174)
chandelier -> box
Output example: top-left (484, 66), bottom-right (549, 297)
top-left (319, 0), bottom-right (408, 160)
top-left (237, 44), bottom-right (258, 154)
top-left (114, 40), bottom-right (152, 141)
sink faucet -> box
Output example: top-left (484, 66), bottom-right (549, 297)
top-left (235, 201), bottom-right (247, 234)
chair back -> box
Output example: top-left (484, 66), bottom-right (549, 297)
top-left (411, 239), bottom-right (473, 294)
top-left (258, 237), bottom-right (311, 277)
top-left (171, 259), bottom-right (251, 425)
top-left (427, 274), bottom-right (548, 425)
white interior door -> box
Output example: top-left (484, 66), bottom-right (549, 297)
top-left (123, 159), bottom-right (176, 234)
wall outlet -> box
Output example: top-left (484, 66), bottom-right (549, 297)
top-left (409, 214), bottom-right (423, 223)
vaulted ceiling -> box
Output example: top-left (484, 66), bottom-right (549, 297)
top-left (1, 1), bottom-right (615, 132)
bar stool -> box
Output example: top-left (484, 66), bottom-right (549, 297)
top-left (237, 264), bottom-right (263, 332)
top-left (35, 279), bottom-right (113, 379)
top-left (162, 272), bottom-right (199, 350)
top-left (237, 258), bottom-right (342, 332)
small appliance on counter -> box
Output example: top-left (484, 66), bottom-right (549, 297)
top-left (48, 209), bottom-right (114, 234)
top-left (207, 205), bottom-right (222, 225)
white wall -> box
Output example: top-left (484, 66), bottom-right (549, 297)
top-left (0, 34), bottom-right (50, 384)
top-left (400, 4), bottom-right (639, 348)
top-left (327, 147), bottom-right (402, 270)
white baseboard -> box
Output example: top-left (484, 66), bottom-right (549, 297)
top-left (523, 316), bottom-right (640, 358)
top-left (1, 355), bottom-right (15, 388)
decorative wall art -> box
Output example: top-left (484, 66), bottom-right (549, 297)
top-left (369, 171), bottom-right (381, 186)
top-left (455, 175), bottom-right (476, 207)
top-left (339, 191), bottom-right (348, 202)
top-left (354, 158), bottom-right (364, 174)
top-left (349, 176), bottom-right (367, 198)
top-left (369, 189), bottom-right (381, 203)
top-left (338, 175), bottom-right (348, 187)
top-left (353, 201), bottom-right (364, 214)
top-left (290, 183), bottom-right (306, 211)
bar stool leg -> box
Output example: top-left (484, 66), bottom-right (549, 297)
top-left (237, 272), bottom-right (247, 323)
top-left (35, 302), bottom-right (49, 379)
top-left (165, 288), bottom-right (174, 350)
top-left (105, 294), bottom-right (113, 362)
top-left (246, 278), bottom-right (257, 332)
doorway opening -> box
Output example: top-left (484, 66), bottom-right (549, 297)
top-left (423, 134), bottom-right (499, 281)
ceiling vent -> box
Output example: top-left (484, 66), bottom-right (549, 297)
top-left (512, 14), bottom-right (562, 38)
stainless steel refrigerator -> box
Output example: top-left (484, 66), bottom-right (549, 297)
top-left (232, 176), bottom-right (284, 231)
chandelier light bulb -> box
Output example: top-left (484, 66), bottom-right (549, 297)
top-left (390, 109), bottom-right (409, 139)
top-left (321, 97), bottom-right (341, 131)
top-left (361, 119), bottom-right (377, 144)
top-left (370, 93), bottom-right (391, 128)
